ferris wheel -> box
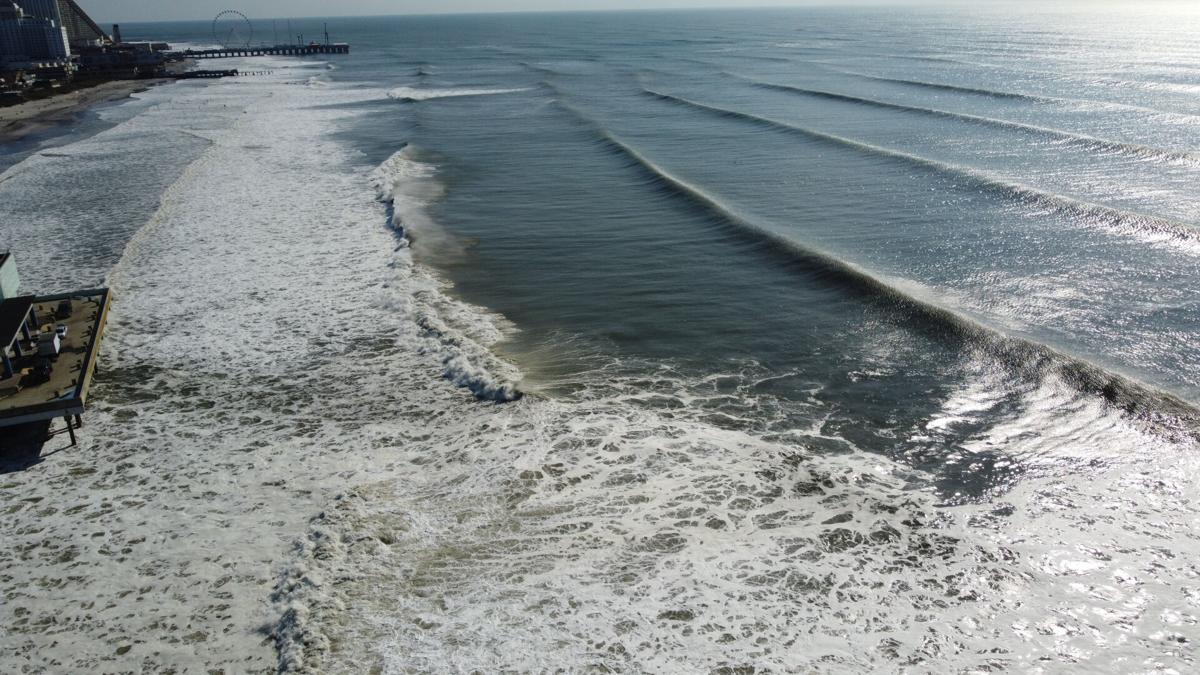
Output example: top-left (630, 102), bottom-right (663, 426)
top-left (212, 10), bottom-right (253, 50)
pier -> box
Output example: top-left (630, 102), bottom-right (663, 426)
top-left (180, 43), bottom-right (349, 60)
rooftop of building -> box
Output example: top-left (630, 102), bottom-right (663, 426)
top-left (0, 288), bottom-right (110, 426)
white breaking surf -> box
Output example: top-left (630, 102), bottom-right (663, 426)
top-left (0, 60), bottom-right (524, 672)
top-left (387, 86), bottom-right (531, 102)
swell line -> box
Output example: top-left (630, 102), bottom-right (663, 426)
top-left (642, 88), bottom-right (1200, 253)
top-left (833, 68), bottom-right (1200, 124)
top-left (832, 69), bottom-right (1051, 102)
top-left (875, 51), bottom-right (1200, 97)
top-left (519, 62), bottom-right (559, 77)
top-left (730, 74), bottom-right (1200, 167)
top-left (549, 96), bottom-right (1200, 435)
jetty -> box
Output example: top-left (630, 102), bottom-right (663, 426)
top-left (0, 253), bottom-right (110, 446)
top-left (174, 69), bottom-right (240, 79)
top-left (180, 43), bottom-right (349, 60)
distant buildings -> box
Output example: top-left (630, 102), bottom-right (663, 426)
top-left (1, 0), bottom-right (170, 94)
top-left (75, 40), bottom-right (171, 79)
top-left (0, 1), bottom-right (72, 70)
top-left (52, 0), bottom-right (109, 48)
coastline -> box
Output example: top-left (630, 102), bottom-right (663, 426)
top-left (0, 79), bottom-right (169, 144)
top-left (0, 68), bottom-right (456, 671)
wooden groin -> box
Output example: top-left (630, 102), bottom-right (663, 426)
top-left (174, 69), bottom-right (239, 79)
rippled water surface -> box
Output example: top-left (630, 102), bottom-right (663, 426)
top-left (2, 6), bottom-right (1199, 673)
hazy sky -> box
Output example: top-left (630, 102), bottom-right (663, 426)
top-left (85, 0), bottom-right (897, 23)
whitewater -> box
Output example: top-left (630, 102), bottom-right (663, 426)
top-left (3, 7), bottom-right (1200, 673)
top-left (0, 60), bottom-right (525, 671)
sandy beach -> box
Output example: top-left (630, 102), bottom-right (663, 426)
top-left (0, 79), bottom-right (166, 143)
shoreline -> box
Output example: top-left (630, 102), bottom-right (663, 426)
top-left (0, 70), bottom-right (434, 671)
top-left (0, 79), bottom-right (170, 144)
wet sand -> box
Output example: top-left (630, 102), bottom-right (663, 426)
top-left (0, 80), bottom-right (166, 143)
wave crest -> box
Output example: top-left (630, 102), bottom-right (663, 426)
top-left (387, 86), bottom-right (531, 102)
top-left (370, 147), bottom-right (523, 402)
top-left (553, 96), bottom-right (1200, 435)
top-left (642, 88), bottom-right (1200, 253)
top-left (729, 74), bottom-right (1200, 167)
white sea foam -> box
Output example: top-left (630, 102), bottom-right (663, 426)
top-left (369, 146), bottom-right (522, 401)
top-left (274, 357), bottom-right (1200, 673)
top-left (367, 147), bottom-right (469, 264)
top-left (369, 145), bottom-right (446, 245)
top-left (0, 61), bottom-right (520, 671)
top-left (386, 86), bottom-right (531, 102)
top-left (0, 82), bottom-right (254, 288)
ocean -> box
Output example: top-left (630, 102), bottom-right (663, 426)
top-left (1, 6), bottom-right (1199, 672)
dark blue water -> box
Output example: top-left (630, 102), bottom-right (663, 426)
top-left (6, 7), bottom-right (1200, 672)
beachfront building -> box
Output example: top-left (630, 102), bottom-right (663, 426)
top-left (0, 1), bottom-right (71, 70)
top-left (0, 0), bottom-right (114, 86)
top-left (17, 0), bottom-right (62, 24)
top-left (52, 0), bottom-right (106, 49)
top-left (13, 0), bottom-right (106, 49)
top-left (0, 253), bottom-right (111, 446)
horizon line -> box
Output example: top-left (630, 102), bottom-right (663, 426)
top-left (98, 0), bottom-right (1183, 25)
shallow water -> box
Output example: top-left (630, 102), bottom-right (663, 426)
top-left (2, 6), bottom-right (1199, 673)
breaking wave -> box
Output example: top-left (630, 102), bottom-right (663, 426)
top-left (369, 147), bottom-right (523, 402)
top-left (519, 61), bottom-right (560, 77)
top-left (272, 399), bottom-right (1034, 673)
top-left (555, 96), bottom-right (1200, 436)
top-left (387, 86), bottom-right (531, 102)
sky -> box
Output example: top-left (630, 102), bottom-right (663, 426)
top-left (85, 0), bottom-right (911, 23)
